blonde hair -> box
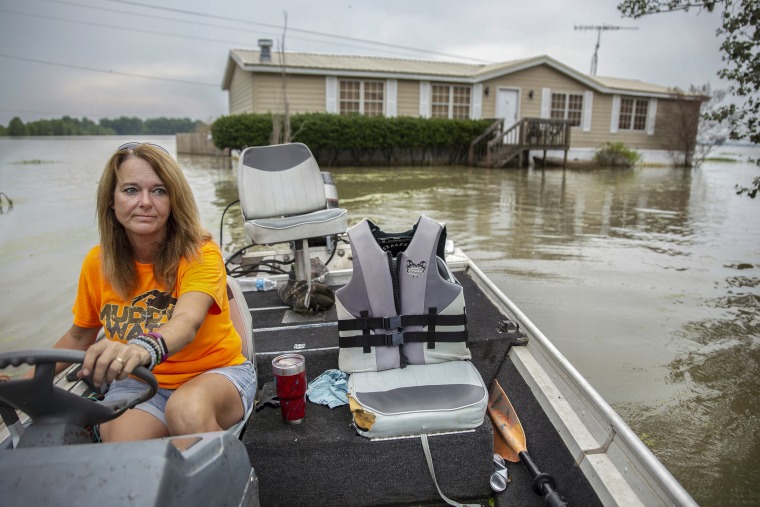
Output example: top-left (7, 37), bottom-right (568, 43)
top-left (96, 144), bottom-right (212, 299)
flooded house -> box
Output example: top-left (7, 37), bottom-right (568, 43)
top-left (222, 40), bottom-right (705, 165)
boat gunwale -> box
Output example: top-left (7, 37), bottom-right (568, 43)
top-left (464, 258), bottom-right (698, 507)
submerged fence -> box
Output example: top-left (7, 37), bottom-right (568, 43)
top-left (176, 133), bottom-right (227, 156)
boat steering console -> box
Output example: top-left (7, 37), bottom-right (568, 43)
top-left (0, 349), bottom-right (157, 448)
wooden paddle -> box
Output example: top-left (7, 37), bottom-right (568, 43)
top-left (488, 379), bottom-right (568, 506)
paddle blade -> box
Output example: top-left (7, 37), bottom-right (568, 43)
top-left (487, 379), bottom-right (527, 463)
top-left (489, 416), bottom-right (520, 463)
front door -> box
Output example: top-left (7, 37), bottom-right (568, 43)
top-left (495, 89), bottom-right (519, 130)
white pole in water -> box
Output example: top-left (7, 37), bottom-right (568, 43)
top-left (574, 24), bottom-right (638, 76)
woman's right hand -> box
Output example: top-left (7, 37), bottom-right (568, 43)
top-left (79, 338), bottom-right (149, 387)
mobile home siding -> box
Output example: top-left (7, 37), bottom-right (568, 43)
top-left (583, 94), bottom-right (615, 148)
top-left (396, 80), bottom-right (420, 117)
top-left (601, 97), bottom-right (680, 151)
top-left (482, 65), bottom-right (602, 148)
top-left (284, 75), bottom-right (326, 114)
top-left (483, 65), bottom-right (587, 119)
top-left (478, 65), bottom-right (673, 150)
top-left (249, 74), bottom-right (326, 115)
top-left (228, 66), bottom-right (254, 115)
top-left (249, 74), bottom-right (279, 114)
top-left (572, 93), bottom-right (664, 150)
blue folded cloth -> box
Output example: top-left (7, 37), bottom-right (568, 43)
top-left (306, 369), bottom-right (349, 408)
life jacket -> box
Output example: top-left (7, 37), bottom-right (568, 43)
top-left (336, 216), bottom-right (469, 373)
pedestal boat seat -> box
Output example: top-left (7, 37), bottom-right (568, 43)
top-left (236, 143), bottom-right (348, 289)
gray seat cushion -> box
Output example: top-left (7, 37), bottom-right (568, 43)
top-left (244, 208), bottom-right (347, 245)
top-left (347, 361), bottom-right (487, 438)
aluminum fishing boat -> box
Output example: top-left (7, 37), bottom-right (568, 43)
top-left (0, 142), bottom-right (697, 507)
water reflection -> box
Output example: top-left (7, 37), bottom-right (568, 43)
top-left (334, 165), bottom-right (702, 264)
top-left (625, 268), bottom-right (759, 506)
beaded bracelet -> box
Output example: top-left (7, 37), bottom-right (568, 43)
top-left (145, 331), bottom-right (168, 363)
top-left (137, 338), bottom-right (158, 369)
top-left (128, 338), bottom-right (157, 370)
top-left (133, 335), bottom-right (162, 366)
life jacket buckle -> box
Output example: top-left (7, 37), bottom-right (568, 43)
top-left (383, 315), bottom-right (403, 331)
top-left (386, 331), bottom-right (404, 347)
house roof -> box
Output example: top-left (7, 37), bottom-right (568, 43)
top-left (223, 49), bottom-right (687, 99)
top-left (592, 76), bottom-right (672, 95)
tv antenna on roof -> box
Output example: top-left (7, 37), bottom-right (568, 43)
top-left (574, 24), bottom-right (638, 76)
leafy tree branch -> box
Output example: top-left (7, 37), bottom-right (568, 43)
top-left (619, 0), bottom-right (758, 197)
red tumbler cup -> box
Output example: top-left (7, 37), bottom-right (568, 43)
top-left (272, 353), bottom-right (307, 424)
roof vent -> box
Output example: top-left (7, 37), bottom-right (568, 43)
top-left (258, 39), bottom-right (273, 62)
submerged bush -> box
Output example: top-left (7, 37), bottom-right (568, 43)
top-left (210, 114), bottom-right (272, 151)
top-left (593, 142), bottom-right (640, 168)
top-left (210, 113), bottom-right (492, 165)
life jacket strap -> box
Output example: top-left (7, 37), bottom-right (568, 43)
top-left (337, 313), bottom-right (466, 332)
top-left (428, 307), bottom-right (437, 349)
top-left (339, 329), bottom-right (468, 349)
top-left (359, 310), bottom-right (372, 353)
top-left (338, 309), bottom-right (468, 350)
top-left (403, 330), bottom-right (469, 344)
top-left (339, 332), bottom-right (405, 348)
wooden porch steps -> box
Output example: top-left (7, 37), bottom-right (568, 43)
top-left (469, 117), bottom-right (572, 168)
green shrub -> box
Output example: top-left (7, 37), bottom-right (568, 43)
top-left (211, 113), bottom-right (492, 164)
top-left (593, 142), bottom-right (640, 168)
top-left (210, 114), bottom-right (272, 151)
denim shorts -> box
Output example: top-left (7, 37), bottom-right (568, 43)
top-left (103, 361), bottom-right (257, 427)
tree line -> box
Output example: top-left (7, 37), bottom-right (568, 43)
top-left (0, 116), bottom-right (205, 136)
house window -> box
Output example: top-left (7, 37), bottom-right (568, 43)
top-left (339, 80), bottom-right (384, 116)
top-left (618, 97), bottom-right (649, 131)
top-left (550, 92), bottom-right (583, 126)
top-left (431, 84), bottom-right (471, 119)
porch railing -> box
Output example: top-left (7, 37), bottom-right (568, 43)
top-left (468, 117), bottom-right (572, 168)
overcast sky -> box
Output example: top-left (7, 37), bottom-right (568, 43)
top-left (0, 0), bottom-right (725, 126)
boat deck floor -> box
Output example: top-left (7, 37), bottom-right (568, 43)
top-left (241, 271), bottom-right (602, 506)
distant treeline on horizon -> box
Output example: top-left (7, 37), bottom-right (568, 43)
top-left (0, 116), bottom-right (206, 137)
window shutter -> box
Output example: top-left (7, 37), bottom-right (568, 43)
top-left (386, 79), bottom-right (398, 117)
top-left (325, 76), bottom-right (338, 114)
top-left (610, 95), bottom-right (620, 133)
top-left (647, 98), bottom-right (657, 135)
top-left (419, 81), bottom-right (431, 118)
top-left (583, 91), bottom-right (593, 132)
top-left (540, 88), bottom-right (551, 118)
top-left (471, 83), bottom-right (483, 119)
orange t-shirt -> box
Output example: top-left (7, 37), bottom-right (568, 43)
top-left (73, 241), bottom-right (245, 389)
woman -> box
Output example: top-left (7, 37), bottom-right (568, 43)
top-left (48, 142), bottom-right (256, 442)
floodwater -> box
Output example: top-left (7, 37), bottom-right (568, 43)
top-left (1, 136), bottom-right (759, 505)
